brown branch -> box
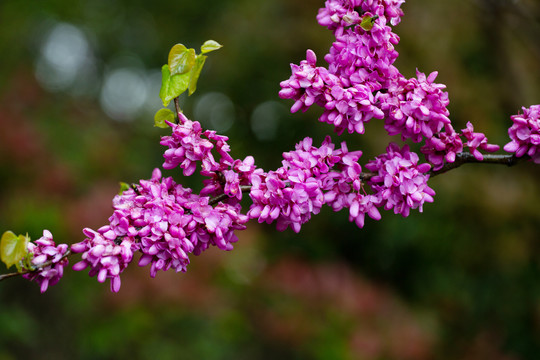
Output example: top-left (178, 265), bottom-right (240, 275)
top-left (429, 152), bottom-right (523, 178)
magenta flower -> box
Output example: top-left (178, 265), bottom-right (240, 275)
top-left (72, 168), bottom-right (249, 289)
top-left (200, 156), bottom-right (257, 200)
top-left (366, 143), bottom-right (435, 217)
top-left (279, 49), bottom-right (338, 114)
top-left (348, 193), bottom-right (381, 228)
top-left (360, 0), bottom-right (406, 26)
top-left (319, 82), bottom-right (385, 135)
top-left (380, 70), bottom-right (451, 143)
top-left (324, 20), bottom-right (400, 87)
top-left (420, 125), bottom-right (464, 170)
top-left (248, 137), bottom-right (346, 233)
top-left (160, 113), bottom-right (234, 176)
top-left (71, 228), bottom-right (136, 292)
top-left (317, 0), bottom-right (363, 32)
top-left (22, 230), bottom-right (69, 293)
top-left (280, 49), bottom-right (385, 135)
top-left (319, 141), bottom-right (364, 212)
top-left (503, 105), bottom-right (540, 163)
top-left (461, 121), bottom-right (500, 161)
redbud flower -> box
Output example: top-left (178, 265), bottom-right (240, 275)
top-left (420, 125), bottom-right (463, 170)
top-left (22, 230), bottom-right (69, 293)
top-left (72, 228), bottom-right (136, 293)
top-left (503, 105), bottom-right (540, 163)
top-left (319, 82), bottom-right (385, 135)
top-left (324, 21), bottom-right (400, 87)
top-left (461, 121), bottom-right (500, 161)
top-left (360, 0), bottom-right (406, 26)
top-left (319, 141), bottom-right (364, 212)
top-left (366, 143), bottom-right (435, 217)
top-left (280, 50), bottom-right (385, 135)
top-left (348, 193), bottom-right (382, 228)
top-left (279, 49), bottom-right (337, 114)
top-left (380, 70), bottom-right (451, 143)
top-left (317, 0), bottom-right (363, 32)
top-left (160, 113), bottom-right (234, 176)
top-left (248, 137), bottom-right (344, 233)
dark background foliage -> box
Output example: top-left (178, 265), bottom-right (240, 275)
top-left (1, 0), bottom-right (539, 359)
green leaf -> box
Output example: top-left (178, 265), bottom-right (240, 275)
top-left (118, 182), bottom-right (131, 195)
top-left (159, 65), bottom-right (190, 106)
top-left (200, 40), bottom-right (223, 54)
top-left (188, 55), bottom-right (207, 95)
top-left (1, 231), bottom-right (29, 271)
top-left (154, 108), bottom-right (175, 128)
top-left (360, 15), bottom-right (378, 31)
top-left (168, 44), bottom-right (196, 76)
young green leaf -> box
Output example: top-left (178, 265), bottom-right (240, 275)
top-left (360, 15), bottom-right (378, 31)
top-left (159, 65), bottom-right (172, 106)
top-left (1, 231), bottom-right (29, 270)
top-left (188, 55), bottom-right (207, 95)
top-left (154, 108), bottom-right (175, 128)
top-left (200, 40), bottom-right (223, 54)
top-left (159, 65), bottom-right (190, 106)
top-left (168, 44), bottom-right (196, 76)
top-left (118, 182), bottom-right (131, 195)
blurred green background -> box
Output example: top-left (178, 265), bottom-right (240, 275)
top-left (1, 0), bottom-right (539, 359)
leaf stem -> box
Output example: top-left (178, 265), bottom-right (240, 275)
top-left (174, 97), bottom-right (181, 124)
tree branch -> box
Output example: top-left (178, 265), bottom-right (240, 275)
top-left (429, 152), bottom-right (523, 178)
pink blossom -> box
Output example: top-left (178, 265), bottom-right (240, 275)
top-left (420, 125), bottom-right (464, 170)
top-left (380, 70), bottom-right (451, 143)
top-left (461, 121), bottom-right (500, 161)
top-left (22, 230), bottom-right (69, 293)
top-left (503, 105), bottom-right (540, 163)
top-left (366, 143), bottom-right (435, 217)
top-left (71, 228), bottom-right (136, 292)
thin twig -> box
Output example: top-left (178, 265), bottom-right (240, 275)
top-left (429, 152), bottom-right (523, 177)
top-left (174, 97), bottom-right (181, 124)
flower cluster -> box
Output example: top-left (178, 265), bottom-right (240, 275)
top-left (13, 0), bottom-right (538, 294)
top-left (419, 122), bottom-right (500, 170)
top-left (161, 113), bottom-right (256, 201)
top-left (324, 18), bottom-right (401, 87)
top-left (248, 137), bottom-right (339, 233)
top-left (317, 0), bottom-right (405, 31)
top-left (22, 230), bottom-right (69, 293)
top-left (281, 0), bottom-right (406, 136)
top-left (318, 143), bottom-right (383, 228)
top-left (247, 136), bottom-right (386, 231)
top-left (380, 70), bottom-right (451, 143)
top-left (71, 228), bottom-right (135, 292)
top-left (461, 121), bottom-right (500, 160)
top-left (279, 49), bottom-right (385, 135)
top-left (72, 168), bottom-right (248, 292)
top-left (161, 113), bottom-right (233, 176)
top-left (319, 82), bottom-right (385, 134)
top-left (504, 105), bottom-right (540, 163)
top-left (366, 143), bottom-right (435, 217)
top-left (317, 0), bottom-right (363, 32)
top-left (420, 125), bottom-right (463, 170)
